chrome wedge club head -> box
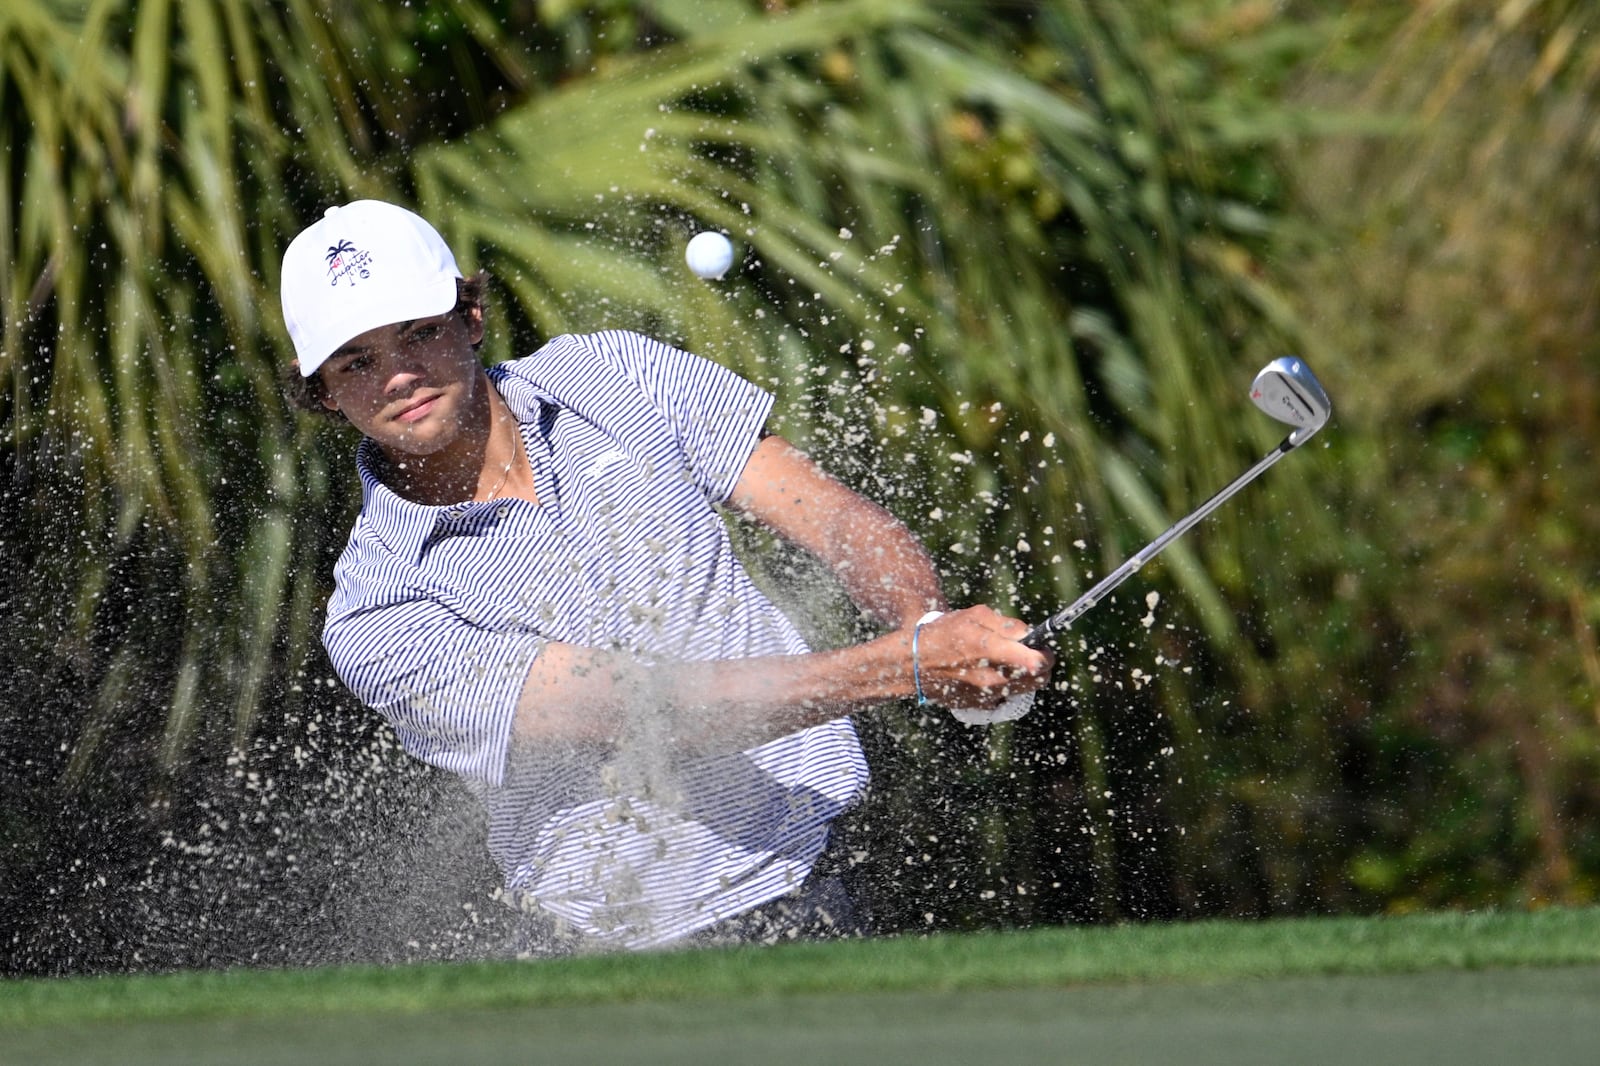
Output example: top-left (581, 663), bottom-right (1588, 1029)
top-left (1251, 357), bottom-right (1332, 445)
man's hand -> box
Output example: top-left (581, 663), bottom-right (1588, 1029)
top-left (903, 605), bottom-right (1055, 711)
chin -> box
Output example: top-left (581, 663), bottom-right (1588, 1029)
top-left (387, 424), bottom-right (459, 458)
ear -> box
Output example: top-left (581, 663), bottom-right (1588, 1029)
top-left (462, 302), bottom-right (485, 346)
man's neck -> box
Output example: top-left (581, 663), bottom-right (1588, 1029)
top-left (377, 381), bottom-right (512, 506)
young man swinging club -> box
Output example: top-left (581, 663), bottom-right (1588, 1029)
top-left (280, 199), bottom-right (1053, 951)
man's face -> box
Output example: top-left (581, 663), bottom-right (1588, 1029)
top-left (316, 307), bottom-right (486, 458)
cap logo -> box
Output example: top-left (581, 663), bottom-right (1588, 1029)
top-left (324, 238), bottom-right (373, 287)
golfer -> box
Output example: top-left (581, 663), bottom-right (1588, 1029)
top-left (280, 199), bottom-right (1052, 951)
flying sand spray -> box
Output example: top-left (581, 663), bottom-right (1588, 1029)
top-left (680, 236), bottom-right (1333, 721)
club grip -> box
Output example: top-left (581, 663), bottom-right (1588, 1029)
top-left (1020, 624), bottom-right (1053, 650)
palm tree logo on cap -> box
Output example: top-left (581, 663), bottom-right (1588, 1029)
top-left (325, 240), bottom-right (356, 274)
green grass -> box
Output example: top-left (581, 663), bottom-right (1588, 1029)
top-left (6, 906), bottom-right (1599, 1032)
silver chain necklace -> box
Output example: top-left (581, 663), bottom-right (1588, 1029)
top-left (482, 414), bottom-right (518, 501)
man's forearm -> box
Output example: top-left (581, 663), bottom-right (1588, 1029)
top-left (826, 496), bottom-right (947, 629)
top-left (515, 635), bottom-right (916, 752)
top-left (659, 633), bottom-right (918, 746)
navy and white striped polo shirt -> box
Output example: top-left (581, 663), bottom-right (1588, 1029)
top-left (323, 330), bottom-right (869, 948)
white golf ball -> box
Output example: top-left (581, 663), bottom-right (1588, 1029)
top-left (685, 231), bottom-right (734, 280)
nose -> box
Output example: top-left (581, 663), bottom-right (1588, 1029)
top-left (378, 348), bottom-right (424, 397)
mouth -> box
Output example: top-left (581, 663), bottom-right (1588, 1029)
top-left (393, 393), bottom-right (442, 425)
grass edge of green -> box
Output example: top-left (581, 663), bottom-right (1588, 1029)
top-left (5, 905), bottom-right (1599, 1033)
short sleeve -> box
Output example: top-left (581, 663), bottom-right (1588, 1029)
top-left (324, 595), bottom-right (538, 787)
top-left (590, 331), bottom-right (774, 504)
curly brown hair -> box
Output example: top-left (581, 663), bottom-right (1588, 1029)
top-left (280, 272), bottom-right (489, 420)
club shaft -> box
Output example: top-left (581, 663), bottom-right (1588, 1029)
top-left (1023, 436), bottom-right (1298, 649)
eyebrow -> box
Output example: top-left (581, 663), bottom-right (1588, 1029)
top-left (329, 319), bottom-right (419, 360)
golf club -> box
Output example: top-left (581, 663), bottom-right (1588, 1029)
top-left (1022, 356), bottom-right (1331, 649)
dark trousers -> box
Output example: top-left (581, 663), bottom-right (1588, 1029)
top-left (501, 817), bottom-right (873, 955)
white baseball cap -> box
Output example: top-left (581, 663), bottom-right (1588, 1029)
top-left (280, 199), bottom-right (463, 377)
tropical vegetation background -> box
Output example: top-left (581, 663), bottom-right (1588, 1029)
top-left (3, 0), bottom-right (1596, 974)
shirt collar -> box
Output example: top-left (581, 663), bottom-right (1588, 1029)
top-left (487, 361), bottom-right (552, 420)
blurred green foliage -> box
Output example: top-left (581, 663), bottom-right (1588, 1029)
top-left (1278, 0), bottom-right (1600, 912)
top-left (2, 0), bottom-right (1596, 972)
